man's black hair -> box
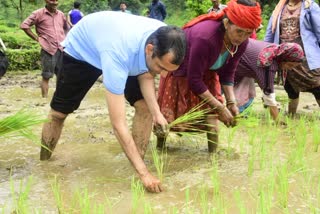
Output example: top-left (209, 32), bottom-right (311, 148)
top-left (74, 1), bottom-right (81, 8)
top-left (146, 26), bottom-right (186, 65)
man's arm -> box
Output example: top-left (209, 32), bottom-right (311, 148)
top-left (105, 89), bottom-right (162, 193)
top-left (137, 72), bottom-right (168, 130)
top-left (22, 28), bottom-right (38, 42)
top-left (20, 13), bottom-right (38, 42)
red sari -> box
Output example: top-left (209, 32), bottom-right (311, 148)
top-left (158, 70), bottom-right (223, 131)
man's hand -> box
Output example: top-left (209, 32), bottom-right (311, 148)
top-left (139, 171), bottom-right (163, 193)
top-left (153, 113), bottom-right (169, 137)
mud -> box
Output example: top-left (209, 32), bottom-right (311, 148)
top-left (0, 73), bottom-right (319, 213)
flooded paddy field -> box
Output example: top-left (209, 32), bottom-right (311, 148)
top-left (0, 73), bottom-right (319, 213)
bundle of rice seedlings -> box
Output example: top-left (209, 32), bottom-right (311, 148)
top-left (0, 108), bottom-right (48, 148)
top-left (168, 100), bottom-right (215, 133)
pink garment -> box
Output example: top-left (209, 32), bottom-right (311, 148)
top-left (234, 77), bottom-right (256, 107)
top-left (21, 8), bottom-right (67, 55)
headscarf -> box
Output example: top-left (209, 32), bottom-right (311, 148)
top-left (257, 42), bottom-right (304, 67)
top-left (271, 0), bottom-right (310, 33)
top-left (183, 0), bottom-right (262, 29)
top-left (257, 42), bottom-right (304, 95)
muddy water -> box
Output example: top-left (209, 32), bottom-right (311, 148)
top-left (0, 73), bottom-right (319, 213)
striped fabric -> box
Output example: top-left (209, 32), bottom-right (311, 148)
top-left (235, 39), bottom-right (278, 94)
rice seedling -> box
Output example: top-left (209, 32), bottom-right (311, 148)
top-left (168, 207), bottom-right (179, 214)
top-left (247, 127), bottom-right (257, 146)
top-left (198, 184), bottom-right (210, 214)
top-left (210, 158), bottom-right (220, 197)
top-left (300, 173), bottom-right (318, 213)
top-left (0, 109), bottom-right (48, 149)
top-left (225, 126), bottom-right (238, 158)
top-left (211, 193), bottom-right (227, 214)
top-left (71, 187), bottom-right (105, 214)
top-left (168, 101), bottom-right (212, 132)
top-left (10, 175), bottom-right (33, 214)
top-left (234, 189), bottom-right (247, 214)
top-left (257, 134), bottom-right (268, 170)
top-left (50, 175), bottom-right (64, 213)
top-left (287, 117), bottom-right (308, 171)
top-left (143, 201), bottom-right (153, 214)
top-left (276, 162), bottom-right (289, 209)
top-left (183, 187), bottom-right (195, 214)
top-left (150, 139), bottom-right (167, 182)
top-left (247, 139), bottom-right (258, 176)
top-left (131, 177), bottom-right (145, 213)
top-left (256, 169), bottom-right (275, 214)
top-left (311, 121), bottom-right (320, 152)
top-left (235, 105), bottom-right (260, 129)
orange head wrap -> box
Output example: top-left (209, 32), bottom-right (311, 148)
top-left (183, 0), bottom-right (262, 29)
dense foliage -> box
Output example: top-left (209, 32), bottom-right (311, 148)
top-left (0, 0), bottom-right (278, 71)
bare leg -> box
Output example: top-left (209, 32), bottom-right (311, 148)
top-left (288, 98), bottom-right (299, 117)
top-left (269, 106), bottom-right (279, 121)
top-left (40, 109), bottom-right (67, 160)
top-left (132, 100), bottom-right (153, 159)
top-left (40, 78), bottom-right (49, 98)
top-left (206, 115), bottom-right (219, 153)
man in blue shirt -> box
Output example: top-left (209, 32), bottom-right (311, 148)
top-left (40, 11), bottom-right (186, 193)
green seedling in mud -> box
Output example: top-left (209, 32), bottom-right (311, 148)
top-left (276, 162), bottom-right (289, 209)
top-left (234, 190), bottom-right (247, 214)
top-left (198, 184), bottom-right (210, 214)
top-left (150, 140), bottom-right (167, 182)
top-left (212, 193), bottom-right (227, 214)
top-left (257, 133), bottom-right (268, 170)
top-left (256, 172), bottom-right (275, 214)
top-left (143, 201), bottom-right (153, 214)
top-left (288, 117), bottom-right (308, 171)
top-left (71, 187), bottom-right (105, 214)
top-left (183, 188), bottom-right (195, 214)
top-left (185, 187), bottom-right (190, 210)
top-left (248, 127), bottom-right (257, 146)
top-left (301, 174), bottom-right (318, 213)
top-left (316, 180), bottom-right (320, 212)
top-left (10, 175), bottom-right (33, 214)
top-left (311, 121), bottom-right (320, 152)
top-left (131, 177), bottom-right (145, 214)
top-left (0, 109), bottom-right (48, 149)
top-left (210, 158), bottom-right (220, 197)
top-left (235, 105), bottom-right (260, 129)
top-left (50, 175), bottom-right (64, 213)
top-left (248, 140), bottom-right (257, 176)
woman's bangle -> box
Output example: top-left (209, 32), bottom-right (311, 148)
top-left (226, 99), bottom-right (237, 106)
top-left (216, 105), bottom-right (227, 113)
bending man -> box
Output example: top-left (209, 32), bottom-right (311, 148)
top-left (40, 11), bottom-right (186, 193)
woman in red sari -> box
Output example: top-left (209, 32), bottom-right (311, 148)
top-left (157, 0), bottom-right (262, 152)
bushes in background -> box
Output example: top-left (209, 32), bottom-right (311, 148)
top-left (6, 49), bottom-right (41, 71)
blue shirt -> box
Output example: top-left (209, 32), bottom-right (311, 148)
top-left (264, 0), bottom-right (320, 70)
top-left (61, 11), bottom-right (166, 94)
